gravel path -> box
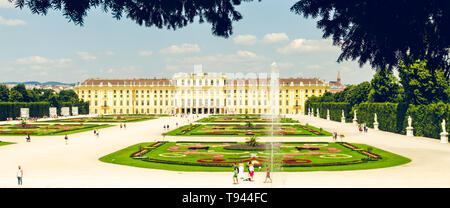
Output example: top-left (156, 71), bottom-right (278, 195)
top-left (1, 114), bottom-right (449, 188)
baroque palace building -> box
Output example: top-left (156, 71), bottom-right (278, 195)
top-left (74, 69), bottom-right (329, 115)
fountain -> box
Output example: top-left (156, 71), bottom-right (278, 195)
top-left (268, 62), bottom-right (282, 184)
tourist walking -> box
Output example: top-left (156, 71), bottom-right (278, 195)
top-left (333, 132), bottom-right (337, 142)
top-left (163, 125), bottom-right (166, 131)
top-left (26, 134), bottom-right (30, 142)
top-left (94, 129), bottom-right (97, 135)
top-left (233, 163), bottom-right (239, 184)
top-left (249, 163), bottom-right (255, 182)
top-left (120, 123), bottom-right (123, 129)
top-left (238, 163), bottom-right (245, 179)
top-left (124, 123), bottom-right (126, 129)
top-left (17, 165), bottom-right (23, 185)
top-left (64, 135), bottom-right (68, 145)
top-left (96, 130), bottom-right (100, 137)
top-left (264, 165), bottom-right (272, 183)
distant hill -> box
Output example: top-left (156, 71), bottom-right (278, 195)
top-left (1, 81), bottom-right (75, 86)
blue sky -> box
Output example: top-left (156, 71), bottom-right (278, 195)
top-left (0, 0), bottom-right (375, 84)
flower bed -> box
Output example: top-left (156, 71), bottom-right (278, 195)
top-left (224, 143), bottom-right (281, 151)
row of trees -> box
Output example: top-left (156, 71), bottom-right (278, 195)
top-left (0, 84), bottom-right (88, 108)
top-left (309, 59), bottom-right (449, 106)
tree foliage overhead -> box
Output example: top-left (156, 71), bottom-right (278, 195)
top-left (8, 0), bottom-right (260, 38)
top-left (291, 0), bottom-right (450, 78)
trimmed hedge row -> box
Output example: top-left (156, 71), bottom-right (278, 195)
top-left (0, 102), bottom-right (90, 121)
top-left (307, 101), bottom-right (449, 139)
top-left (353, 102), bottom-right (408, 134)
top-left (0, 102), bottom-right (50, 121)
top-left (404, 102), bottom-right (450, 139)
top-left (305, 102), bottom-right (353, 122)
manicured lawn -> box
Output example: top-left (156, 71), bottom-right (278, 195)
top-left (41, 114), bottom-right (167, 123)
top-left (196, 114), bottom-right (298, 123)
top-left (0, 141), bottom-right (15, 147)
top-left (0, 124), bottom-right (114, 136)
top-left (99, 141), bottom-right (411, 172)
top-left (163, 124), bottom-right (332, 137)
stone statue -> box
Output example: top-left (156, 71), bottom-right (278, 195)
top-left (354, 110), bottom-right (357, 119)
top-left (342, 110), bottom-right (344, 118)
top-left (442, 119), bottom-right (447, 133)
top-left (408, 116), bottom-right (412, 127)
top-left (374, 113), bottom-right (378, 122)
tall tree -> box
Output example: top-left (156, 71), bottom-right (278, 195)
top-left (368, 69), bottom-right (401, 103)
top-left (7, 0), bottom-right (260, 38)
top-left (291, 0), bottom-right (450, 79)
top-left (348, 81), bottom-right (371, 106)
top-left (9, 90), bottom-right (23, 102)
top-left (0, 85), bottom-right (9, 102)
top-left (398, 59), bottom-right (449, 105)
top-left (11, 84), bottom-right (29, 102)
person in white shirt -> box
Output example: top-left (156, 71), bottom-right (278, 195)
top-left (238, 163), bottom-right (245, 179)
top-left (17, 166), bottom-right (23, 185)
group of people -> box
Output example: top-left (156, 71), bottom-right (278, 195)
top-left (332, 132), bottom-right (338, 142)
top-left (25, 133), bottom-right (68, 144)
top-left (163, 124), bottom-right (170, 131)
top-left (119, 123), bottom-right (127, 129)
top-left (358, 123), bottom-right (368, 133)
top-left (232, 162), bottom-right (271, 184)
top-left (93, 129), bottom-right (100, 137)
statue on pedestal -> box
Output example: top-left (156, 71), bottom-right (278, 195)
top-left (373, 113), bottom-right (379, 131)
top-left (406, 116), bottom-right (414, 137)
top-left (442, 119), bottom-right (446, 133)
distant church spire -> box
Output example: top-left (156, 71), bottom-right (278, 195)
top-left (337, 71), bottom-right (341, 83)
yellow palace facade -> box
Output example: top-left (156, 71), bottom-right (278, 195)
top-left (74, 70), bottom-right (329, 115)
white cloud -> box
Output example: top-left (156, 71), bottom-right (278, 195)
top-left (233, 34), bottom-right (257, 45)
top-left (0, 0), bottom-right (13, 8)
top-left (263, 33), bottom-right (289, 43)
top-left (99, 66), bottom-right (143, 78)
top-left (105, 51), bottom-right (115, 55)
top-left (277, 38), bottom-right (338, 54)
top-left (138, 50), bottom-right (153, 56)
top-left (76, 51), bottom-right (97, 61)
top-left (236, 50), bottom-right (257, 59)
top-left (16, 56), bottom-right (71, 67)
top-left (0, 16), bottom-right (26, 26)
top-left (164, 51), bottom-right (269, 73)
top-left (160, 43), bottom-right (200, 54)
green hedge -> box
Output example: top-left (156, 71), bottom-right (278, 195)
top-left (0, 102), bottom-right (50, 121)
top-left (306, 100), bottom-right (449, 140)
top-left (404, 102), bottom-right (450, 139)
top-left (305, 102), bottom-right (352, 122)
top-left (353, 102), bottom-right (408, 133)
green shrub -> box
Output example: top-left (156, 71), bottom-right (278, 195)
top-left (0, 102), bottom-right (50, 121)
top-left (354, 103), bottom-right (402, 133)
top-left (305, 102), bottom-right (352, 122)
top-left (405, 102), bottom-right (450, 139)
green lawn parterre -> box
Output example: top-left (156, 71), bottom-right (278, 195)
top-left (99, 141), bottom-right (411, 172)
top-left (164, 124), bottom-right (332, 137)
top-left (0, 124), bottom-right (113, 136)
top-left (0, 141), bottom-right (15, 147)
top-left (196, 114), bottom-right (299, 123)
top-left (41, 114), bottom-right (169, 123)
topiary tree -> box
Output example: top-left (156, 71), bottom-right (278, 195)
top-left (245, 136), bottom-right (259, 147)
